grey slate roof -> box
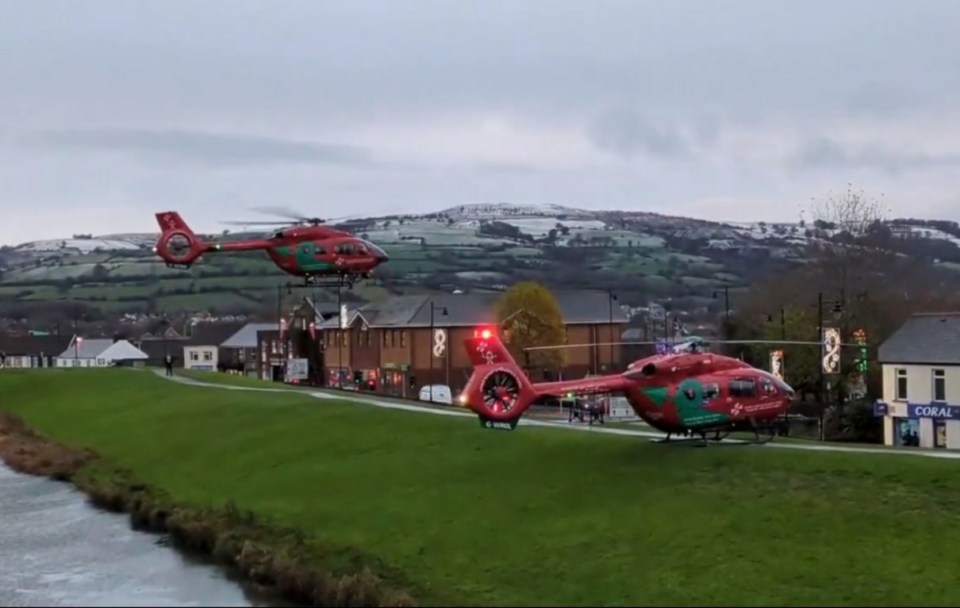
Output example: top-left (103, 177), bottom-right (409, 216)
top-left (878, 313), bottom-right (960, 365)
top-left (56, 338), bottom-right (114, 359)
top-left (220, 323), bottom-right (278, 349)
top-left (186, 321), bottom-right (248, 346)
top-left (0, 334), bottom-right (71, 356)
top-left (317, 291), bottom-right (628, 329)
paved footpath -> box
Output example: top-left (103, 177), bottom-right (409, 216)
top-left (154, 370), bottom-right (960, 461)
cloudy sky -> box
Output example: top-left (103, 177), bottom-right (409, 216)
top-left (2, 0), bottom-right (959, 244)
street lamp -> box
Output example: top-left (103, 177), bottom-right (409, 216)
top-left (712, 287), bottom-right (730, 338)
top-left (72, 302), bottom-right (81, 362)
top-left (277, 283), bottom-right (291, 380)
top-left (428, 301), bottom-right (449, 402)
top-left (767, 307), bottom-right (786, 341)
top-left (816, 291), bottom-right (844, 441)
top-left (607, 290), bottom-right (618, 371)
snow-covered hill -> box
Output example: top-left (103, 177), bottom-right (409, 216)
top-left (14, 238), bottom-right (143, 253)
top-left (5, 202), bottom-right (960, 261)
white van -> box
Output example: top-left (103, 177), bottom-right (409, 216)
top-left (419, 384), bottom-right (453, 405)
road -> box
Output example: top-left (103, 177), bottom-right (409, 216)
top-left (156, 370), bottom-right (960, 461)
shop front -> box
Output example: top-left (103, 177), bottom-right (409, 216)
top-left (877, 401), bottom-right (960, 449)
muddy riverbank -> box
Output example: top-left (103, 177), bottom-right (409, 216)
top-left (0, 462), bottom-right (287, 607)
top-left (0, 412), bottom-right (416, 607)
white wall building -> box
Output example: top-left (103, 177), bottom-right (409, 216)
top-left (56, 337), bottom-right (149, 368)
top-left (183, 345), bottom-right (218, 371)
top-left (876, 313), bottom-right (960, 449)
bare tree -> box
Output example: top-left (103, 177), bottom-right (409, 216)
top-left (807, 183), bottom-right (890, 237)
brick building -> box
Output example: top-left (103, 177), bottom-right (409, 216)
top-left (309, 290), bottom-right (628, 397)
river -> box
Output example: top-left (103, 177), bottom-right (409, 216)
top-left (0, 464), bottom-right (288, 607)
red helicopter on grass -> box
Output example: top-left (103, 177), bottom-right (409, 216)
top-left (458, 328), bottom-right (798, 445)
top-left (153, 206), bottom-right (389, 287)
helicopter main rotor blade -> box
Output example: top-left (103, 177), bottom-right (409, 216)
top-left (523, 339), bottom-right (867, 351)
top-left (219, 220), bottom-right (295, 226)
top-left (247, 205), bottom-right (311, 222)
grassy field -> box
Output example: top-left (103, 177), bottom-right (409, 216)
top-left (3, 369), bottom-right (960, 606)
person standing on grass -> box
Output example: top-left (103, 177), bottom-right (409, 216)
top-left (164, 354), bottom-right (173, 376)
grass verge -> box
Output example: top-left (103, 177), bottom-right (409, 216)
top-left (5, 368), bottom-right (960, 606)
top-left (0, 388), bottom-right (416, 606)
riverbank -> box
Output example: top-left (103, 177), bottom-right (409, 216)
top-left (7, 368), bottom-right (960, 606)
top-left (0, 461), bottom-right (280, 607)
top-left (0, 405), bottom-right (416, 607)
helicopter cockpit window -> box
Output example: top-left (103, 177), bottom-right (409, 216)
top-left (729, 379), bottom-right (756, 398)
top-left (703, 383), bottom-right (720, 401)
top-left (759, 377), bottom-right (776, 395)
top-left (355, 243), bottom-right (368, 254)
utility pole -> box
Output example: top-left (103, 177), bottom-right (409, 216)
top-left (607, 290), bottom-right (617, 371)
top-left (428, 300), bottom-right (449, 402)
top-left (73, 302), bottom-right (80, 361)
top-left (817, 291), bottom-right (825, 441)
top-left (712, 287), bottom-right (731, 342)
top-left (337, 282), bottom-right (343, 389)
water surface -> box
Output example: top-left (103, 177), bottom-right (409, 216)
top-left (0, 464), bottom-right (284, 607)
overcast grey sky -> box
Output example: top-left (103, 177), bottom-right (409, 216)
top-left (2, 0), bottom-right (959, 244)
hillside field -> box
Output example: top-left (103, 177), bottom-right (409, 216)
top-left (2, 368), bottom-right (960, 606)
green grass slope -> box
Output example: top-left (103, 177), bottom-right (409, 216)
top-left (2, 368), bottom-right (960, 606)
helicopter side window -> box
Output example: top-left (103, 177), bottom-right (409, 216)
top-left (703, 383), bottom-right (720, 401)
top-left (313, 245), bottom-right (326, 257)
top-left (334, 244), bottom-right (355, 255)
top-left (729, 378), bottom-right (756, 398)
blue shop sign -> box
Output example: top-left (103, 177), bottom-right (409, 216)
top-left (873, 401), bottom-right (888, 417)
top-left (907, 404), bottom-right (960, 419)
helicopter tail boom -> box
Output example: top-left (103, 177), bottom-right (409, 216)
top-left (460, 331), bottom-right (634, 430)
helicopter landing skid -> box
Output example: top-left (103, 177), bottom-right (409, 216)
top-left (651, 424), bottom-right (775, 447)
top-left (301, 274), bottom-right (365, 289)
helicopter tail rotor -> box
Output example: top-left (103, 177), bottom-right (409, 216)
top-left (459, 329), bottom-right (538, 430)
top-left (153, 211), bottom-right (209, 267)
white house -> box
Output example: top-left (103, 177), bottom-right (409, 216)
top-left (876, 313), bottom-right (960, 449)
top-left (56, 337), bottom-right (150, 368)
top-left (183, 345), bottom-right (218, 371)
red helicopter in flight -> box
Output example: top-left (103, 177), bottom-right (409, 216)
top-left (153, 206), bottom-right (389, 287)
top-left (458, 329), bottom-right (798, 445)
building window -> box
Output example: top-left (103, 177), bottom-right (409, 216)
top-left (190, 351), bottom-right (199, 361)
top-left (896, 418), bottom-right (920, 447)
top-left (895, 368), bottom-right (907, 401)
top-left (400, 330), bottom-right (407, 347)
top-left (933, 369), bottom-right (946, 402)
top-left (203, 350), bottom-right (213, 361)
top-left (382, 331), bottom-right (388, 347)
